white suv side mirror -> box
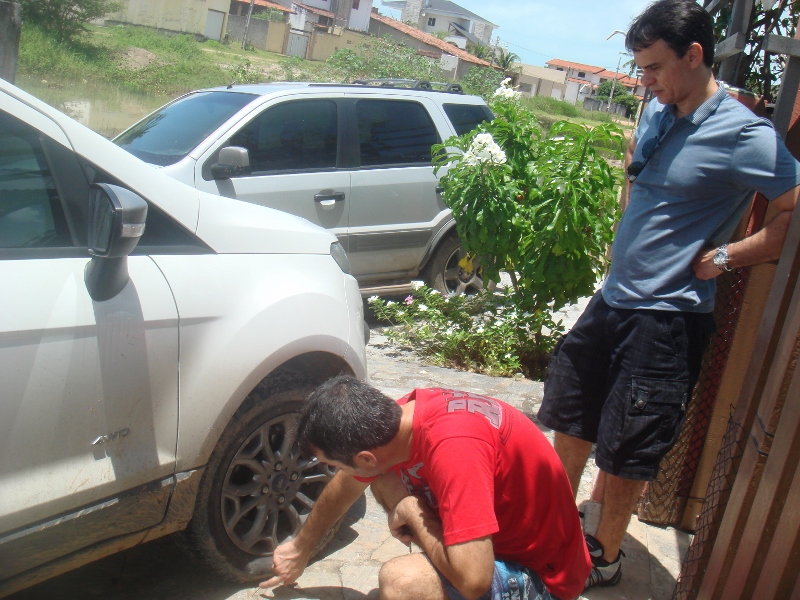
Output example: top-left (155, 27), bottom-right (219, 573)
top-left (84, 183), bottom-right (148, 301)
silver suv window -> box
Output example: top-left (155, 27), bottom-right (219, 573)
top-left (355, 99), bottom-right (439, 167)
top-left (115, 91), bottom-right (256, 167)
top-left (442, 103), bottom-right (494, 136)
top-left (229, 99), bottom-right (338, 173)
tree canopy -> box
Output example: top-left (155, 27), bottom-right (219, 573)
top-left (20, 0), bottom-right (121, 43)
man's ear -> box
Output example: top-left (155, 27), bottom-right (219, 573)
top-left (352, 451), bottom-right (378, 468)
top-left (686, 42), bottom-right (705, 68)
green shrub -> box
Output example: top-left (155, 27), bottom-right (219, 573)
top-left (433, 80), bottom-right (623, 315)
top-left (524, 95), bottom-right (580, 117)
top-left (461, 66), bottom-right (504, 102)
top-left (325, 36), bottom-right (445, 82)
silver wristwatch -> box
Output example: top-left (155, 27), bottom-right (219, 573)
top-left (713, 244), bottom-right (733, 272)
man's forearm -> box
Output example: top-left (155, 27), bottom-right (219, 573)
top-left (395, 496), bottom-right (494, 600)
top-left (727, 209), bottom-right (793, 268)
top-left (293, 471), bottom-right (367, 552)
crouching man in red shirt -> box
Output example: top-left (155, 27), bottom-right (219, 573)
top-left (259, 376), bottom-right (590, 600)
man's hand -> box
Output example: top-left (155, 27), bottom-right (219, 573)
top-left (258, 539), bottom-right (310, 590)
top-left (387, 495), bottom-right (420, 546)
top-left (692, 247), bottom-right (722, 281)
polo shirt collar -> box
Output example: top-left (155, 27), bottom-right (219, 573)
top-left (682, 85), bottom-right (727, 126)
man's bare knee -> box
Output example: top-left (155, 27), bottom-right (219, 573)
top-left (378, 555), bottom-right (444, 600)
top-left (370, 472), bottom-right (409, 513)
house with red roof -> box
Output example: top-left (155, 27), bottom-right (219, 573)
top-left (381, 0), bottom-right (496, 48)
top-left (546, 58), bottom-right (646, 99)
top-left (369, 11), bottom-right (494, 79)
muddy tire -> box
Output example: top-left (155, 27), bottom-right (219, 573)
top-left (182, 371), bottom-right (340, 583)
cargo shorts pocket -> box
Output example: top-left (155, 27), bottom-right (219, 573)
top-left (614, 377), bottom-right (688, 465)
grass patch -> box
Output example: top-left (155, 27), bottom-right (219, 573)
top-left (18, 24), bottom-right (115, 79)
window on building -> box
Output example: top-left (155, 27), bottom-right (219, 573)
top-left (428, 17), bottom-right (436, 26)
top-left (352, 0), bottom-right (360, 8)
top-left (578, 71), bottom-right (586, 78)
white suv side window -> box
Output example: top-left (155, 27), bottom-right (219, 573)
top-left (355, 99), bottom-right (439, 167)
top-left (229, 99), bottom-right (338, 173)
top-left (0, 113), bottom-right (71, 248)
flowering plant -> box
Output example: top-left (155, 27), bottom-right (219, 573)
top-left (493, 77), bottom-right (520, 101)
top-left (432, 80), bottom-right (624, 314)
top-left (369, 283), bottom-right (562, 378)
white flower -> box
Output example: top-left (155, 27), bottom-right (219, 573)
top-left (493, 78), bottom-right (521, 100)
top-left (418, 304), bottom-right (429, 311)
top-left (430, 289), bottom-right (440, 295)
top-left (411, 280), bottom-right (424, 290)
top-left (368, 295), bottom-right (379, 303)
top-left (462, 133), bottom-right (506, 166)
top-left (386, 300), bottom-right (396, 306)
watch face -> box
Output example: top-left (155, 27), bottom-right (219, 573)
top-left (713, 247), bottom-right (728, 268)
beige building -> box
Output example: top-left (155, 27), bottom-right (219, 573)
top-left (105, 0), bottom-right (230, 41)
top-left (515, 64), bottom-right (567, 100)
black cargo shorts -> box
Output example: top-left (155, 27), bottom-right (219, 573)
top-left (537, 292), bottom-right (715, 481)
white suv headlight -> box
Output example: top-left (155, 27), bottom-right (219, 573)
top-left (330, 241), bottom-right (351, 274)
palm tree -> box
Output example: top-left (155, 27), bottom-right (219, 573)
top-left (468, 43), bottom-right (492, 61)
top-left (495, 48), bottom-right (520, 71)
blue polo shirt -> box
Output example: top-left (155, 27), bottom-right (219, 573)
top-left (603, 87), bottom-right (800, 313)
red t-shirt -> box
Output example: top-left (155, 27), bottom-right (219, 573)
top-left (391, 388), bottom-right (590, 600)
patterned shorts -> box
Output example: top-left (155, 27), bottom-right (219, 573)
top-left (435, 558), bottom-right (552, 600)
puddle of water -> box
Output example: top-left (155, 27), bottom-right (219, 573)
top-left (15, 74), bottom-right (174, 138)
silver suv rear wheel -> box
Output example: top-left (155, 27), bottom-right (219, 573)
top-left (424, 234), bottom-right (489, 295)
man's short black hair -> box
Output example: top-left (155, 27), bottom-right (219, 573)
top-left (626, 0), bottom-right (715, 68)
top-left (298, 376), bottom-right (402, 467)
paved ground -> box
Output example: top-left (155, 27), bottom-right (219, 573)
top-left (11, 298), bottom-right (691, 600)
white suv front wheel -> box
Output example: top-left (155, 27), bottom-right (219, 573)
top-left (183, 372), bottom-right (340, 582)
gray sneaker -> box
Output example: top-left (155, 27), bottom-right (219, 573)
top-left (584, 534), bottom-right (624, 589)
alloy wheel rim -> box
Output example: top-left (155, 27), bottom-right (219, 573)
top-left (220, 412), bottom-right (336, 554)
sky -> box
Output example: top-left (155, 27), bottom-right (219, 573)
top-left (379, 0), bottom-right (656, 72)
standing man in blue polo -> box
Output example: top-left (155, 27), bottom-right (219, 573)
top-left (537, 0), bottom-right (800, 591)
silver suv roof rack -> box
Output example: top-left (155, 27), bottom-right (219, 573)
top-left (350, 79), bottom-right (464, 94)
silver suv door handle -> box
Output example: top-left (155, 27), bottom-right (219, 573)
top-left (314, 190), bottom-right (345, 207)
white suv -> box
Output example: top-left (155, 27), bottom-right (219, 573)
top-left (114, 81), bottom-right (494, 296)
top-left (0, 79), bottom-right (367, 595)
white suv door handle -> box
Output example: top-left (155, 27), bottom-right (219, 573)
top-left (315, 190), bottom-right (345, 207)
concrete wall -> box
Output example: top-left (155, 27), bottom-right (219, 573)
top-left (227, 14), bottom-right (288, 53)
top-left (106, 0), bottom-right (229, 37)
top-left (308, 28), bottom-right (369, 61)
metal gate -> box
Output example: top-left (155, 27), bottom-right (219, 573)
top-left (204, 9), bottom-right (225, 42)
top-left (286, 31), bottom-right (309, 59)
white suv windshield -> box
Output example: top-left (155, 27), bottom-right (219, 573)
top-left (114, 91), bottom-right (256, 166)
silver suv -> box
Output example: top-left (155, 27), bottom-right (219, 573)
top-left (113, 81), bottom-right (494, 296)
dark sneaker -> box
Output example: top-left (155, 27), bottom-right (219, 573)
top-left (584, 534), bottom-right (624, 589)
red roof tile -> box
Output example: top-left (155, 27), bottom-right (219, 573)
top-left (546, 58), bottom-right (605, 74)
top-left (597, 69), bottom-right (639, 88)
top-left (370, 12), bottom-right (493, 67)
top-left (294, 1), bottom-right (334, 18)
top-left (233, 0), bottom-right (294, 13)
